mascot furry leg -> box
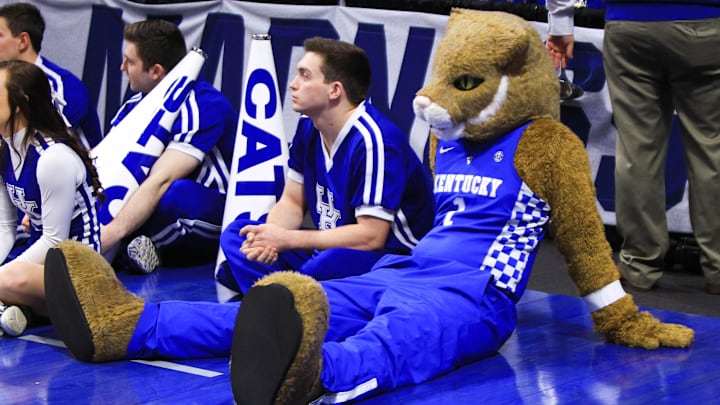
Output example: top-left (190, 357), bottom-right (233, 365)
top-left (44, 240), bottom-right (328, 402)
top-left (230, 272), bottom-right (328, 404)
top-left (44, 240), bottom-right (144, 362)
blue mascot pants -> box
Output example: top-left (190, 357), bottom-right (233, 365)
top-left (126, 252), bottom-right (516, 399)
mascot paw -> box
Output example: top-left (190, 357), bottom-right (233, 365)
top-left (44, 240), bottom-right (144, 362)
top-left (231, 271), bottom-right (328, 404)
top-left (592, 295), bottom-right (694, 349)
top-left (604, 311), bottom-right (694, 349)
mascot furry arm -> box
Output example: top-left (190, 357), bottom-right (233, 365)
top-left (417, 9), bottom-right (693, 349)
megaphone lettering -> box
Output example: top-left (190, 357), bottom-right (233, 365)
top-left (92, 48), bottom-right (207, 225)
top-left (214, 34), bottom-right (289, 281)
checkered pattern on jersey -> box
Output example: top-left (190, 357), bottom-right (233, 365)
top-left (483, 182), bottom-right (550, 294)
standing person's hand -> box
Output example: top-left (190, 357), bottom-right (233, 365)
top-left (546, 34), bottom-right (574, 69)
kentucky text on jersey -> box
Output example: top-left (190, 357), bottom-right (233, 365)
top-left (433, 173), bottom-right (503, 197)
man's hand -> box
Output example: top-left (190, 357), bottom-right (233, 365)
top-left (546, 34), bottom-right (574, 69)
top-left (240, 224), bottom-right (289, 264)
top-left (21, 215), bottom-right (30, 234)
top-left (241, 243), bottom-right (279, 265)
top-left (241, 223), bottom-right (291, 250)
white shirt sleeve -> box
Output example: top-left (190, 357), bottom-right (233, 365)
top-left (14, 143), bottom-right (86, 264)
top-left (165, 140), bottom-right (205, 162)
top-left (355, 205), bottom-right (395, 222)
top-left (546, 0), bottom-right (576, 36)
top-left (0, 179), bottom-right (18, 264)
top-left (287, 168), bottom-right (304, 185)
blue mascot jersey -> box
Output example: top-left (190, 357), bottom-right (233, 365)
top-left (415, 122), bottom-right (550, 299)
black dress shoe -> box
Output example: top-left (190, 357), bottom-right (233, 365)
top-left (706, 283), bottom-right (720, 295)
top-left (616, 263), bottom-right (655, 292)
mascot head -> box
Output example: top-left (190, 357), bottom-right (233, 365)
top-left (414, 9), bottom-right (559, 143)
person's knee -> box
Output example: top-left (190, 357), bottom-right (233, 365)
top-left (155, 179), bottom-right (196, 218)
top-left (0, 262), bottom-right (32, 293)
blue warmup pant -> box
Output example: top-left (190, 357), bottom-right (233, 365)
top-left (127, 300), bottom-right (239, 359)
top-left (126, 253), bottom-right (517, 401)
top-left (216, 218), bottom-right (386, 294)
top-left (139, 179), bottom-right (225, 263)
top-left (319, 254), bottom-right (517, 398)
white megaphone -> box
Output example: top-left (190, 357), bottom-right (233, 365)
top-left (92, 47), bottom-right (207, 226)
top-left (214, 34), bottom-right (288, 301)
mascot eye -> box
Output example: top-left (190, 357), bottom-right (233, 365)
top-left (453, 75), bottom-right (483, 91)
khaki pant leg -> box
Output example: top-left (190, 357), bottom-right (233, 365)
top-left (604, 20), bottom-right (675, 288)
top-left (667, 18), bottom-right (720, 284)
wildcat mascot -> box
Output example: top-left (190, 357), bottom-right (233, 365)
top-left (44, 9), bottom-right (693, 404)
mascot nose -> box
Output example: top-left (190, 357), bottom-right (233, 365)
top-left (413, 95), bottom-right (431, 109)
top-left (413, 95), bottom-right (432, 121)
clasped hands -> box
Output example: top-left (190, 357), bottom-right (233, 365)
top-left (239, 223), bottom-right (287, 265)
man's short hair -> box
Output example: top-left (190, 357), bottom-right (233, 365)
top-left (0, 3), bottom-right (45, 53)
top-left (124, 19), bottom-right (186, 72)
top-left (304, 37), bottom-right (371, 106)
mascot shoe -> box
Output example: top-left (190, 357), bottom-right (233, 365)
top-left (44, 240), bottom-right (144, 362)
top-left (231, 271), bottom-right (328, 404)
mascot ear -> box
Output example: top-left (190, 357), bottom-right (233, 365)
top-left (446, 8), bottom-right (531, 72)
top-left (493, 25), bottom-right (530, 72)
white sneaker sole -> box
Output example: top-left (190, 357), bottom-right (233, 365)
top-left (1, 306), bottom-right (28, 337)
top-left (127, 235), bottom-right (160, 274)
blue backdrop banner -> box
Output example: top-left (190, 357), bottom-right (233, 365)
top-left (5, 0), bottom-right (692, 233)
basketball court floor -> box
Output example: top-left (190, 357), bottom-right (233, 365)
top-left (1, 260), bottom-right (718, 404)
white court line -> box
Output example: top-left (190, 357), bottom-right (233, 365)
top-left (131, 360), bottom-right (223, 378)
top-left (20, 334), bottom-right (66, 347)
top-left (20, 334), bottom-right (224, 378)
